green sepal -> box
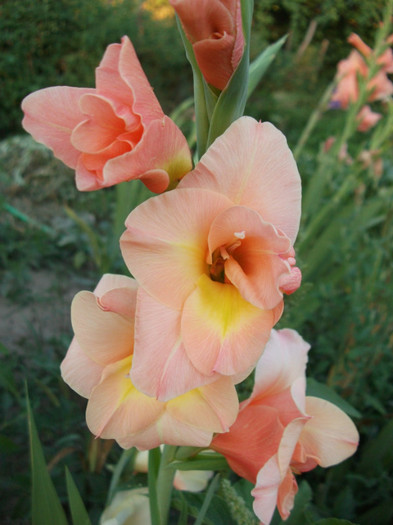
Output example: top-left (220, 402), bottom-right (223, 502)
top-left (206, 0), bottom-right (254, 148)
top-left (175, 16), bottom-right (210, 159)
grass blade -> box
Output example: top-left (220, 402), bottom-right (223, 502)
top-left (26, 387), bottom-right (68, 525)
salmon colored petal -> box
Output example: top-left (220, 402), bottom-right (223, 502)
top-left (208, 205), bottom-right (291, 309)
top-left (170, 0), bottom-right (235, 42)
top-left (117, 36), bottom-right (164, 124)
top-left (167, 376), bottom-right (238, 433)
top-left (86, 357), bottom-right (164, 439)
top-left (21, 86), bottom-right (94, 167)
top-left (103, 116), bottom-right (192, 192)
top-left (179, 117), bottom-right (301, 244)
top-left (193, 35), bottom-right (236, 90)
top-left (299, 397), bottom-right (359, 468)
top-left (257, 382), bottom-right (306, 428)
top-left (181, 274), bottom-right (276, 376)
top-left (356, 105), bottom-right (382, 132)
top-left (251, 329), bottom-right (310, 399)
top-left (131, 289), bottom-right (217, 401)
top-left (93, 274), bottom-right (138, 320)
top-left (211, 405), bottom-right (284, 483)
top-left (114, 379), bottom-right (237, 450)
top-left (121, 188), bottom-right (233, 309)
top-left (170, 0), bottom-right (243, 90)
top-left (71, 291), bottom-right (134, 365)
top-left (95, 41), bottom-right (135, 108)
top-left (93, 273), bottom-right (138, 296)
top-left (75, 140), bottom-right (131, 190)
top-left (252, 418), bottom-right (307, 524)
top-left (71, 94), bottom-right (125, 153)
top-left (117, 412), bottom-right (213, 450)
top-left (277, 470), bottom-right (298, 520)
top-left (60, 337), bottom-right (104, 398)
top-left (252, 455), bottom-right (284, 525)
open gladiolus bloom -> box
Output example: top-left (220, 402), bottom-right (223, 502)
top-left (120, 116), bottom-right (302, 401)
top-left (61, 274), bottom-right (238, 449)
top-left (19, 0), bottom-right (373, 517)
top-left (21, 36), bottom-right (192, 192)
top-left (211, 329), bottom-right (359, 524)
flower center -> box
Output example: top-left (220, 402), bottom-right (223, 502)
top-left (209, 231), bottom-right (245, 284)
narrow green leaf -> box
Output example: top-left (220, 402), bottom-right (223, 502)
top-left (315, 518), bottom-right (356, 525)
top-left (194, 474), bottom-right (220, 525)
top-left (65, 467), bottom-right (91, 525)
top-left (248, 35), bottom-right (287, 98)
top-left (65, 205), bottom-right (105, 271)
top-left (359, 418), bottom-right (393, 473)
top-left (26, 388), bottom-right (68, 525)
top-left (106, 448), bottom-right (137, 505)
top-left (306, 378), bottom-right (361, 418)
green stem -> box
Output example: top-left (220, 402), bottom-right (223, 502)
top-left (148, 448), bottom-right (162, 525)
top-left (293, 80), bottom-right (336, 160)
top-left (106, 448), bottom-right (136, 505)
top-left (299, 174), bottom-right (355, 252)
top-left (156, 445), bottom-right (177, 525)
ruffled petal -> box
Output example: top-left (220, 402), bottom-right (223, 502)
top-left (131, 289), bottom-right (217, 401)
top-left (179, 117), bottom-right (301, 243)
top-left (121, 188), bottom-right (233, 309)
top-left (251, 329), bottom-right (310, 400)
top-left (71, 290), bottom-right (134, 365)
top-left (60, 337), bottom-right (104, 398)
top-left (21, 86), bottom-right (94, 167)
top-left (118, 36), bottom-right (164, 124)
top-left (211, 404), bottom-right (284, 483)
top-left (103, 116), bottom-right (192, 192)
top-left (299, 396), bottom-right (359, 468)
top-left (208, 205), bottom-right (291, 309)
top-left (181, 274), bottom-right (277, 376)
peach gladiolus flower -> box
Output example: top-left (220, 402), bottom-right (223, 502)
top-left (22, 36), bottom-right (192, 192)
top-left (120, 116), bottom-right (302, 401)
top-left (356, 105), bottom-right (382, 132)
top-left (211, 329), bottom-right (359, 525)
top-left (348, 33), bottom-right (393, 73)
top-left (61, 274), bottom-right (238, 450)
top-left (170, 0), bottom-right (244, 90)
top-left (331, 34), bottom-right (393, 109)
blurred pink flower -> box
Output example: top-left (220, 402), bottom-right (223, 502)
top-left (348, 33), bottom-right (393, 73)
top-left (211, 329), bottom-right (359, 525)
top-left (120, 117), bottom-right (302, 401)
top-left (170, 0), bottom-right (244, 90)
top-left (331, 34), bottom-right (393, 109)
top-left (22, 36), bottom-right (192, 192)
top-left (61, 274), bottom-right (238, 450)
top-left (356, 105), bottom-right (382, 132)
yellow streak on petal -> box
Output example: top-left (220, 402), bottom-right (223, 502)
top-left (195, 274), bottom-right (263, 340)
